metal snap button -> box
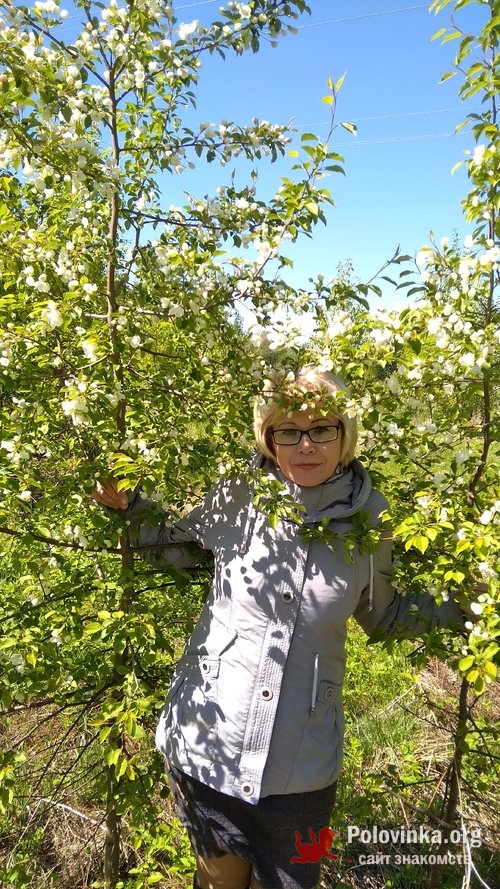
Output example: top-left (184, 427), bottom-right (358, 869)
top-left (261, 688), bottom-right (273, 700)
top-left (324, 687), bottom-right (334, 701)
top-left (281, 591), bottom-right (293, 602)
top-left (241, 782), bottom-right (253, 796)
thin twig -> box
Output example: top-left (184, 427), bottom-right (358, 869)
top-left (37, 798), bottom-right (106, 831)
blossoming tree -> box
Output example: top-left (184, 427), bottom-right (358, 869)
top-left (0, 0), bottom-right (498, 886)
top-left (277, 1), bottom-right (499, 879)
top-left (0, 0), bottom-right (364, 885)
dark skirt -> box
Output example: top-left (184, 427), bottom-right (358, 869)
top-left (167, 766), bottom-right (338, 889)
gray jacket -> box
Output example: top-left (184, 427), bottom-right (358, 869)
top-left (128, 458), bottom-right (462, 805)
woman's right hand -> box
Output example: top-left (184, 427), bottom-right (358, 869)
top-left (91, 479), bottom-right (128, 510)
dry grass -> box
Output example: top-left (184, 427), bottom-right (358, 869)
top-left (320, 658), bottom-right (500, 889)
top-left (1, 659), bottom-right (498, 889)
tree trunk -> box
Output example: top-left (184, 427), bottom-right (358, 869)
top-left (102, 534), bottom-right (135, 886)
top-left (428, 677), bottom-right (469, 889)
top-left (103, 767), bottom-right (121, 888)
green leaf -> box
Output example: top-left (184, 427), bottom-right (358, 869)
top-left (334, 72), bottom-right (346, 92)
top-left (484, 661), bottom-right (497, 679)
top-left (410, 534), bottom-right (429, 554)
top-left (306, 202), bottom-right (319, 216)
top-left (105, 747), bottom-right (121, 767)
top-left (99, 725), bottom-right (113, 743)
top-left (86, 622), bottom-right (104, 636)
top-left (473, 675), bottom-right (486, 695)
top-left (455, 539), bottom-right (471, 555)
top-left (442, 30), bottom-right (462, 43)
top-left (115, 757), bottom-right (128, 780)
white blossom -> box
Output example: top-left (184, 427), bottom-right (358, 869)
top-left (416, 248), bottom-right (432, 268)
top-left (8, 652), bottom-right (25, 673)
top-left (478, 509), bottom-right (492, 525)
top-left (81, 340), bottom-right (98, 361)
top-left (369, 326), bottom-right (392, 344)
top-left (459, 352), bottom-right (476, 368)
top-left (178, 19), bottom-right (199, 39)
top-left (41, 302), bottom-right (63, 328)
top-left (168, 304), bottom-right (184, 318)
top-left (416, 495), bottom-right (430, 508)
top-left (387, 422), bottom-right (404, 438)
top-left (427, 316), bottom-right (442, 335)
top-left (324, 313), bottom-right (348, 337)
top-left (35, 0), bottom-right (61, 11)
top-left (479, 246), bottom-right (500, 267)
top-left (61, 396), bottom-right (90, 426)
top-left (317, 356), bottom-right (334, 373)
top-left (236, 3), bottom-right (252, 18)
top-left (407, 366), bottom-right (423, 382)
top-left (433, 473), bottom-right (447, 488)
top-left (455, 449), bottom-right (471, 467)
top-left (472, 144), bottom-right (486, 166)
top-left (477, 562), bottom-right (496, 580)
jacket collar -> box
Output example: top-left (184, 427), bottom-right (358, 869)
top-left (251, 453), bottom-right (372, 524)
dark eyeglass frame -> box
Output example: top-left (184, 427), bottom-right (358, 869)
top-left (271, 424), bottom-right (341, 446)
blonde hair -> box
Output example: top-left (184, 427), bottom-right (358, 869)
top-left (253, 366), bottom-right (358, 468)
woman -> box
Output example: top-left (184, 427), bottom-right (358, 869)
top-left (93, 367), bottom-right (463, 889)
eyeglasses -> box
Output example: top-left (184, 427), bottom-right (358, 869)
top-left (271, 425), bottom-right (341, 446)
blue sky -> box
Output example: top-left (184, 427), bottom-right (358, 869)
top-left (169, 0), bottom-right (486, 300)
top-left (54, 0), bottom-right (487, 303)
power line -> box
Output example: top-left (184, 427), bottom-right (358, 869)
top-left (330, 130), bottom-right (469, 147)
top-left (14, 2), bottom-right (470, 146)
top-left (174, 0), bottom-right (429, 16)
top-left (175, 1), bottom-right (430, 19)
top-left (349, 107), bottom-right (478, 123)
top-left (297, 106), bottom-right (480, 129)
top-left (54, 2), bottom-right (431, 23)
top-left (296, 5), bottom-right (430, 30)
top-left (176, 0), bottom-right (220, 7)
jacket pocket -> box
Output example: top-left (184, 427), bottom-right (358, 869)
top-left (303, 679), bottom-right (344, 785)
top-left (314, 678), bottom-right (341, 708)
top-left (159, 628), bottom-right (238, 760)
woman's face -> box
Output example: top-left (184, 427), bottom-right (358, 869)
top-left (271, 411), bottom-right (343, 487)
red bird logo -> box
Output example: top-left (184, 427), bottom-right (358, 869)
top-left (290, 827), bottom-right (339, 864)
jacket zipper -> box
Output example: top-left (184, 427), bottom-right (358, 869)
top-left (310, 652), bottom-right (319, 714)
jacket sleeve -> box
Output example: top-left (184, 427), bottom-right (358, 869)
top-left (353, 533), bottom-right (465, 639)
top-left (123, 488), bottom-right (215, 570)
